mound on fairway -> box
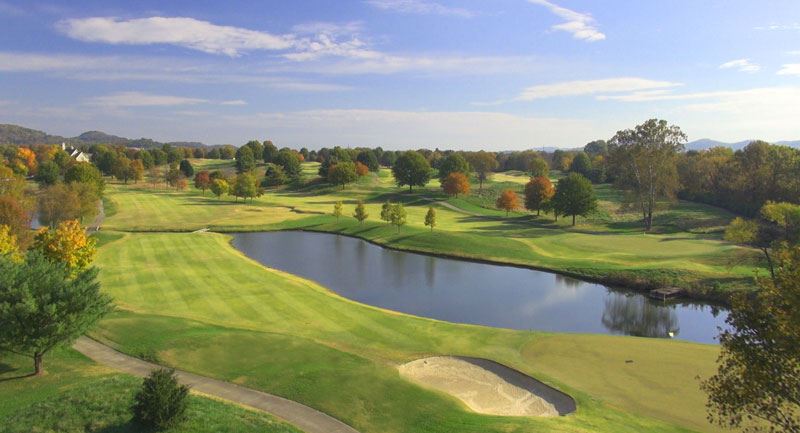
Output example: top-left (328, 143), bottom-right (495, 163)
top-left (398, 356), bottom-right (576, 417)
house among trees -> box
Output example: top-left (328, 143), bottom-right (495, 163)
top-left (61, 142), bottom-right (91, 163)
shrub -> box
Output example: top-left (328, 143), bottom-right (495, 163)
top-left (132, 368), bottom-right (190, 430)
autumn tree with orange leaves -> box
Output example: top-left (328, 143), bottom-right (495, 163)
top-left (524, 176), bottom-right (555, 216)
top-left (442, 172), bottom-right (470, 197)
top-left (496, 189), bottom-right (521, 216)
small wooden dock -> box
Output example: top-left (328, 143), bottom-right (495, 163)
top-left (649, 287), bottom-right (684, 301)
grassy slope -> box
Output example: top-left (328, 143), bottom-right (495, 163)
top-left (93, 231), bottom-right (721, 433)
top-left (101, 161), bottom-right (759, 298)
top-left (0, 349), bottom-right (301, 433)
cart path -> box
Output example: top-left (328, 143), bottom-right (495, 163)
top-left (73, 337), bottom-right (360, 433)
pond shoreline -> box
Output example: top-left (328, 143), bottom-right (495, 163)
top-left (259, 227), bottom-right (735, 308)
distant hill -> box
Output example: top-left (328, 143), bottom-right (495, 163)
top-left (0, 124), bottom-right (209, 149)
top-left (687, 138), bottom-right (800, 151)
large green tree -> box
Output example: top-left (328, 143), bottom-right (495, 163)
top-left (392, 151), bottom-right (431, 191)
top-left (465, 151), bottom-right (498, 191)
top-left (233, 173), bottom-right (258, 202)
top-left (701, 246), bottom-right (800, 433)
top-left (0, 252), bottom-right (112, 375)
top-left (608, 119), bottom-right (686, 231)
top-left (235, 146), bottom-right (256, 173)
top-left (274, 150), bottom-right (302, 179)
top-left (437, 153), bottom-right (470, 183)
top-left (328, 162), bottom-right (358, 189)
top-left (552, 173), bottom-right (597, 226)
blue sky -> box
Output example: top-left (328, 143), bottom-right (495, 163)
top-left (1, 0), bottom-right (799, 149)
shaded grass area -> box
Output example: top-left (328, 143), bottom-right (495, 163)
top-left (0, 349), bottom-right (302, 433)
top-left (94, 231), bottom-right (724, 433)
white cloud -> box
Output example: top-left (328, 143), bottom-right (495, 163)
top-left (58, 17), bottom-right (294, 57)
top-left (513, 77), bottom-right (681, 101)
top-left (754, 23), bottom-right (800, 31)
top-left (778, 64), bottom-right (800, 75)
top-left (221, 99), bottom-right (247, 106)
top-left (302, 54), bottom-right (538, 75)
top-left (86, 91), bottom-right (208, 107)
top-left (0, 51), bottom-right (353, 91)
top-left (527, 0), bottom-right (605, 42)
top-left (719, 58), bottom-right (761, 73)
top-left (365, 0), bottom-right (475, 18)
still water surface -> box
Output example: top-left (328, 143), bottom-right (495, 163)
top-left (232, 231), bottom-right (728, 344)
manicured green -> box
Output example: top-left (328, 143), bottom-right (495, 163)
top-left (93, 231), bottom-right (724, 433)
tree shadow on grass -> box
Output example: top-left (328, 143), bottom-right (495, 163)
top-left (0, 362), bottom-right (35, 382)
top-left (96, 420), bottom-right (156, 433)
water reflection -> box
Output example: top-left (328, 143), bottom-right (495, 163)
top-left (232, 231), bottom-right (727, 344)
top-left (601, 294), bottom-right (679, 338)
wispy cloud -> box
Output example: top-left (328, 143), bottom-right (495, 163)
top-left (221, 99), bottom-right (247, 106)
top-left (506, 77), bottom-right (680, 102)
top-left (719, 58), bottom-right (761, 73)
top-left (0, 51), bottom-right (354, 91)
top-left (778, 64), bottom-right (800, 75)
top-left (754, 23), bottom-right (800, 31)
top-left (365, 0), bottom-right (475, 18)
top-left (85, 91), bottom-right (208, 107)
top-left (58, 17), bottom-right (294, 57)
top-left (0, 1), bottom-right (25, 16)
top-left (527, 0), bottom-right (605, 42)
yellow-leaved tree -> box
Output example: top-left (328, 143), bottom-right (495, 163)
top-left (0, 224), bottom-right (22, 262)
top-left (32, 219), bottom-right (96, 275)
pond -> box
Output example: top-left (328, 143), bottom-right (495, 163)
top-left (231, 231), bottom-right (728, 344)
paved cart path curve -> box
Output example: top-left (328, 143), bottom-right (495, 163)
top-left (73, 337), bottom-right (360, 433)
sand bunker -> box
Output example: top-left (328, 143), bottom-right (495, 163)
top-left (398, 356), bottom-right (575, 417)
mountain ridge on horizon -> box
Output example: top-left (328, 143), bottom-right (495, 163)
top-left (0, 123), bottom-right (798, 152)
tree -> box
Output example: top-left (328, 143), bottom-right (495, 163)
top-left (529, 156), bottom-right (549, 178)
top-left (133, 368), bottom-right (189, 430)
top-left (0, 195), bottom-right (32, 248)
top-left (0, 224), bottom-right (22, 261)
top-left (353, 201), bottom-right (368, 225)
top-left (569, 152), bottom-right (593, 178)
top-left (725, 201), bottom-right (800, 279)
top-left (584, 140), bottom-right (608, 157)
top-left (552, 173), bottom-right (597, 226)
top-left (328, 162), bottom-right (358, 189)
top-left (389, 203), bottom-right (407, 232)
top-left (233, 173), bottom-right (257, 202)
top-left (355, 161), bottom-right (370, 176)
top-left (64, 162), bottom-right (104, 196)
top-left (262, 163), bottom-right (287, 187)
top-left (356, 150), bottom-right (379, 172)
top-left (179, 159), bottom-right (194, 178)
top-left (525, 176), bottom-right (555, 215)
top-left (438, 153), bottom-right (470, 182)
top-left (442, 172), bottom-right (470, 197)
top-left (701, 246), bottom-right (800, 433)
top-left (37, 184), bottom-right (81, 227)
top-left (210, 178), bottom-right (229, 199)
top-left (206, 148), bottom-right (221, 159)
top-left (274, 150), bottom-right (301, 179)
top-left (165, 169), bottom-right (183, 189)
top-left (380, 201), bottom-right (392, 223)
top-left (331, 201), bottom-right (343, 221)
top-left (466, 151), bottom-right (498, 191)
top-left (194, 171), bottom-right (211, 194)
top-left (0, 251), bottom-right (112, 375)
top-left (262, 140), bottom-right (278, 163)
top-left (608, 119), bottom-right (687, 231)
top-left (32, 219), bottom-right (97, 273)
top-left (130, 159), bottom-right (145, 183)
top-left (235, 146), bottom-right (256, 173)
top-left (495, 189), bottom-right (521, 216)
top-left (425, 207), bottom-right (436, 231)
top-left (35, 161), bottom-right (60, 186)
top-left (392, 151), bottom-right (431, 191)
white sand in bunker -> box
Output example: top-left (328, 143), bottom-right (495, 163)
top-left (398, 356), bottom-right (576, 417)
